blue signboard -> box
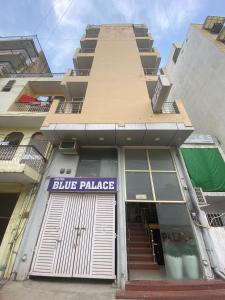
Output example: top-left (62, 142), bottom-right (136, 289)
top-left (48, 177), bottom-right (117, 193)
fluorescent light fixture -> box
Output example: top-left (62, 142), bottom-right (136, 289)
top-left (154, 137), bottom-right (160, 141)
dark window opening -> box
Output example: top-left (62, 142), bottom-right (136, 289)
top-left (1, 80), bottom-right (16, 92)
top-left (0, 193), bottom-right (19, 245)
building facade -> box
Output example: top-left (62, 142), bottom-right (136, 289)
top-left (165, 16), bottom-right (225, 151)
top-left (0, 76), bottom-right (53, 278)
top-left (1, 24), bottom-right (225, 298)
top-left (0, 35), bottom-right (51, 77)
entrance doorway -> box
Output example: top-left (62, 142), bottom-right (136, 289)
top-left (30, 193), bottom-right (116, 280)
top-left (0, 193), bottom-right (19, 246)
top-left (126, 203), bottom-right (166, 280)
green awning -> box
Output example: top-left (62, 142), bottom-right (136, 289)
top-left (181, 148), bottom-right (225, 192)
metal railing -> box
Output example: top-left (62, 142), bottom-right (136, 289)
top-left (72, 69), bottom-right (90, 76)
top-left (79, 48), bottom-right (95, 53)
top-left (162, 101), bottom-right (179, 114)
top-left (85, 33), bottom-right (99, 38)
top-left (143, 68), bottom-right (159, 75)
top-left (140, 208), bottom-right (157, 264)
top-left (86, 25), bottom-right (100, 29)
top-left (0, 145), bottom-right (46, 174)
top-left (56, 98), bottom-right (84, 114)
top-left (11, 102), bottom-right (51, 112)
top-left (138, 48), bottom-right (152, 52)
top-left (1, 72), bottom-right (65, 78)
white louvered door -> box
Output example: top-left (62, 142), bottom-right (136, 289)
top-left (30, 193), bottom-right (115, 279)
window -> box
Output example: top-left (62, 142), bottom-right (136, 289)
top-left (1, 80), bottom-right (16, 92)
top-left (76, 148), bottom-right (117, 178)
top-left (125, 149), bottom-right (183, 202)
top-left (0, 193), bottom-right (19, 245)
top-left (29, 132), bottom-right (48, 156)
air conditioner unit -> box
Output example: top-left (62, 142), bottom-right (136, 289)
top-left (59, 140), bottom-right (79, 155)
top-left (194, 187), bottom-right (208, 207)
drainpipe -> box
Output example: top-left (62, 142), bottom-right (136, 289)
top-left (115, 146), bottom-right (127, 289)
top-left (177, 149), bottom-right (225, 280)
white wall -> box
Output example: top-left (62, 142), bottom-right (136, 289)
top-left (166, 26), bottom-right (225, 151)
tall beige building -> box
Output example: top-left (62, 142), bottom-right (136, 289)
top-left (1, 24), bottom-right (225, 299)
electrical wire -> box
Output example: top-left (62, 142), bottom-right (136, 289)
top-left (209, 212), bottom-right (225, 227)
top-left (33, 5), bottom-right (55, 34)
top-left (41, 0), bottom-right (76, 50)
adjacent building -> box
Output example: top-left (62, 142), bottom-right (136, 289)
top-left (165, 16), bottom-right (225, 151)
top-left (0, 35), bottom-right (51, 77)
top-left (0, 34), bottom-right (54, 279)
top-left (0, 23), bottom-right (225, 299)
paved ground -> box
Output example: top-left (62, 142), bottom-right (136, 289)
top-left (0, 279), bottom-right (116, 300)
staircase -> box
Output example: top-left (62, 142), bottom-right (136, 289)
top-left (117, 222), bottom-right (225, 299)
top-left (116, 280), bottom-right (225, 299)
top-left (127, 223), bottom-right (159, 271)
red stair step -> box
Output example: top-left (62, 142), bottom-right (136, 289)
top-left (126, 280), bottom-right (225, 292)
top-left (128, 254), bottom-right (154, 262)
top-left (127, 242), bottom-right (150, 248)
top-left (116, 289), bottom-right (225, 299)
top-left (128, 231), bottom-right (146, 235)
top-left (128, 262), bottom-right (160, 270)
top-left (129, 247), bottom-right (152, 254)
top-left (129, 236), bottom-right (149, 242)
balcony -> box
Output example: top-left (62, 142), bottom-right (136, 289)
top-left (79, 48), bottom-right (95, 53)
top-left (0, 35), bottom-right (51, 74)
top-left (136, 36), bottom-right (153, 53)
top-left (85, 25), bottom-right (100, 38)
top-left (11, 102), bottom-right (51, 112)
top-left (73, 51), bottom-right (94, 75)
top-left (1, 72), bottom-right (65, 78)
top-left (141, 50), bottom-right (161, 75)
top-left (0, 145), bottom-right (46, 183)
top-left (143, 68), bottom-right (159, 75)
top-left (133, 24), bottom-right (148, 37)
top-left (72, 69), bottom-right (90, 76)
top-left (8, 94), bottom-right (54, 113)
top-left (161, 101), bottom-right (179, 114)
top-left (56, 98), bottom-right (84, 114)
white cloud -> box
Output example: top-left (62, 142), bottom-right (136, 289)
top-left (111, 0), bottom-right (140, 22)
top-left (151, 0), bottom-right (200, 33)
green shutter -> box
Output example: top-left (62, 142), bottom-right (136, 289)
top-left (181, 148), bottom-right (225, 192)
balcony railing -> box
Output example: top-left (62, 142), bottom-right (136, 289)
top-left (72, 69), bottom-right (90, 76)
top-left (56, 98), bottom-right (84, 114)
top-left (143, 68), bottom-right (159, 75)
top-left (79, 48), bottom-right (95, 53)
top-left (138, 48), bottom-right (152, 52)
top-left (161, 102), bottom-right (179, 114)
top-left (12, 102), bottom-right (51, 112)
top-left (0, 145), bottom-right (46, 174)
top-left (1, 72), bottom-right (65, 78)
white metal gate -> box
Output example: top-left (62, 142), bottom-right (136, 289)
top-left (30, 193), bottom-right (116, 279)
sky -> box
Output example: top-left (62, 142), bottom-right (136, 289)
top-left (0, 0), bottom-right (225, 73)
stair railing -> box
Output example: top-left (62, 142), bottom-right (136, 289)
top-left (140, 208), bottom-right (156, 264)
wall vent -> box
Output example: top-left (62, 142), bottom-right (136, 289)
top-left (59, 140), bottom-right (79, 155)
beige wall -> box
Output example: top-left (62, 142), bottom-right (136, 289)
top-left (43, 25), bottom-right (191, 126)
top-left (42, 25), bottom-right (192, 127)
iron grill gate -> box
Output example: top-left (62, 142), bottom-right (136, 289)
top-left (30, 193), bottom-right (116, 279)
